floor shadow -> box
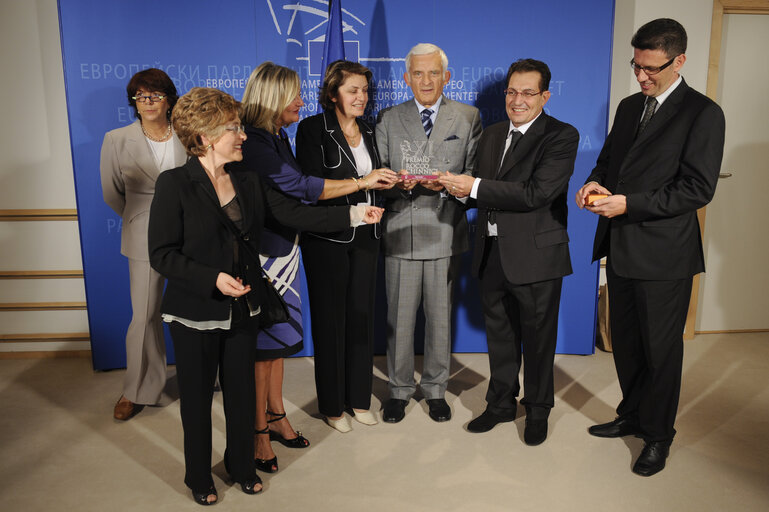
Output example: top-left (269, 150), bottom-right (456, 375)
top-left (2, 359), bottom-right (189, 502)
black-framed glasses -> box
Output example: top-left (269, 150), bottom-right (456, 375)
top-left (504, 89), bottom-right (542, 99)
top-left (630, 57), bottom-right (676, 76)
top-left (224, 124), bottom-right (246, 134)
top-left (132, 94), bottom-right (166, 103)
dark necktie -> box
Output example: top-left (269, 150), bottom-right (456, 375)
top-left (421, 108), bottom-right (433, 137)
top-left (496, 129), bottom-right (523, 176)
top-left (637, 97), bottom-right (658, 136)
top-left (489, 129), bottom-right (523, 228)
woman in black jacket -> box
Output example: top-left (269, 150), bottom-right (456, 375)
top-left (148, 87), bottom-right (382, 506)
top-left (295, 60), bottom-right (389, 432)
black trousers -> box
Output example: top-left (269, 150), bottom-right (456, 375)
top-left (479, 238), bottom-right (563, 420)
top-left (169, 316), bottom-right (257, 493)
top-left (606, 262), bottom-right (692, 442)
top-left (301, 226), bottom-right (378, 417)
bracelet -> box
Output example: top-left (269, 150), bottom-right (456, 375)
top-left (352, 177), bottom-right (361, 191)
top-left (361, 178), bottom-right (369, 190)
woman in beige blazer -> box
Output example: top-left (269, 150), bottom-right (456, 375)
top-left (100, 68), bottom-right (186, 420)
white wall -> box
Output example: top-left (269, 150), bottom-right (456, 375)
top-left (610, 0), bottom-right (713, 118)
top-left (0, 0), bottom-right (88, 354)
top-left (600, 0), bottom-right (714, 287)
top-left (0, 0), bottom-right (722, 354)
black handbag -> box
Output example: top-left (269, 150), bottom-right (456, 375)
top-left (229, 225), bottom-right (290, 329)
top-left (254, 273), bottom-right (290, 328)
top-left (201, 185), bottom-right (290, 329)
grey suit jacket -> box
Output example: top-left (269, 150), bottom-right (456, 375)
top-left (100, 119), bottom-right (186, 261)
top-left (376, 96), bottom-right (482, 260)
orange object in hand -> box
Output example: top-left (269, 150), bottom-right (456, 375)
top-left (586, 194), bottom-right (608, 206)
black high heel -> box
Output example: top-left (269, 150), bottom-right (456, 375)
top-left (267, 410), bottom-right (310, 448)
top-left (191, 486), bottom-right (218, 506)
top-left (254, 427), bottom-right (278, 473)
top-left (239, 475), bottom-right (263, 495)
top-left (224, 453), bottom-right (263, 494)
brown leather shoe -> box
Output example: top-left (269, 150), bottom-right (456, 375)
top-left (113, 396), bottom-right (136, 420)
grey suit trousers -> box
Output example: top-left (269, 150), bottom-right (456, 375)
top-left (124, 257), bottom-right (167, 404)
top-left (385, 255), bottom-right (458, 400)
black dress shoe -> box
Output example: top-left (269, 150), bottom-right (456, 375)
top-left (524, 418), bottom-right (548, 446)
top-left (632, 440), bottom-right (671, 476)
top-left (467, 409), bottom-right (514, 433)
top-left (382, 399), bottom-right (408, 423)
top-left (588, 416), bottom-right (641, 438)
top-left (426, 398), bottom-right (451, 422)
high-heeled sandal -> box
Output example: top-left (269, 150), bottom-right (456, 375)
top-left (224, 453), bottom-right (263, 494)
top-left (191, 486), bottom-right (218, 506)
top-left (267, 410), bottom-right (310, 448)
top-left (254, 427), bottom-right (279, 473)
top-left (239, 475), bottom-right (263, 495)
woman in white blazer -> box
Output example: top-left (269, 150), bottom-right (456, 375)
top-left (100, 68), bottom-right (186, 420)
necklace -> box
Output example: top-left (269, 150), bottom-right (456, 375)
top-left (342, 127), bottom-right (360, 145)
top-left (142, 122), bottom-right (172, 142)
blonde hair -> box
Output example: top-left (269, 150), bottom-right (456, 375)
top-left (241, 62), bottom-right (301, 133)
top-left (172, 87), bottom-right (240, 157)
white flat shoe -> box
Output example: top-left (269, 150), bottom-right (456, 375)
top-left (326, 415), bottom-right (352, 433)
top-left (353, 409), bottom-right (379, 426)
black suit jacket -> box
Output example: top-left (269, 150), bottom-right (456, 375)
top-left (472, 114), bottom-right (579, 284)
top-left (148, 157), bottom-right (350, 322)
top-left (295, 110), bottom-right (382, 242)
top-left (587, 78), bottom-right (725, 280)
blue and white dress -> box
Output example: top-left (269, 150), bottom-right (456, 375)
top-left (232, 125), bottom-right (326, 359)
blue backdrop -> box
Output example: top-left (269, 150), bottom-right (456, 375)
top-left (58, 0), bottom-right (614, 370)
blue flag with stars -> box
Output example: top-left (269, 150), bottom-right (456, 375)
top-left (320, 0), bottom-right (345, 109)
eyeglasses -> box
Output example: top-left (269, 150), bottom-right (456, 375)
top-left (504, 89), bottom-right (542, 99)
top-left (132, 94), bottom-right (166, 103)
top-left (224, 125), bottom-right (246, 134)
top-left (630, 57), bottom-right (676, 76)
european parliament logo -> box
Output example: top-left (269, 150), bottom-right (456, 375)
top-left (264, 0), bottom-right (364, 75)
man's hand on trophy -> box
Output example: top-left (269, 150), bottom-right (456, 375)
top-left (396, 169), bottom-right (419, 191)
top-left (439, 172), bottom-right (474, 198)
top-left (418, 171), bottom-right (445, 191)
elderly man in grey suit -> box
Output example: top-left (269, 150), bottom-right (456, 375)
top-left (376, 43), bottom-right (482, 423)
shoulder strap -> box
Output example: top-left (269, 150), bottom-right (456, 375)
top-left (192, 182), bottom-right (264, 268)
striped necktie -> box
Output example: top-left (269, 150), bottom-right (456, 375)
top-left (421, 108), bottom-right (433, 137)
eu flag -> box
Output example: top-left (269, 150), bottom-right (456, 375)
top-left (321, 0), bottom-right (345, 81)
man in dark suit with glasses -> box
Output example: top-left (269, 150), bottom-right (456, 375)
top-left (441, 58), bottom-right (579, 446)
top-left (576, 18), bottom-right (725, 476)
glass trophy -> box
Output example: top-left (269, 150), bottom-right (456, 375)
top-left (399, 140), bottom-right (440, 180)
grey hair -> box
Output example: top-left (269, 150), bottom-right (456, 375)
top-left (405, 43), bottom-right (449, 74)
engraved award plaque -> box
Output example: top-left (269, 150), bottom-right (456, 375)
top-left (400, 140), bottom-right (439, 180)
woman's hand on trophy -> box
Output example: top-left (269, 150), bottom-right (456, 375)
top-left (364, 168), bottom-right (399, 190)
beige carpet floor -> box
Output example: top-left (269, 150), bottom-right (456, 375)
top-left (1, 332), bottom-right (767, 511)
